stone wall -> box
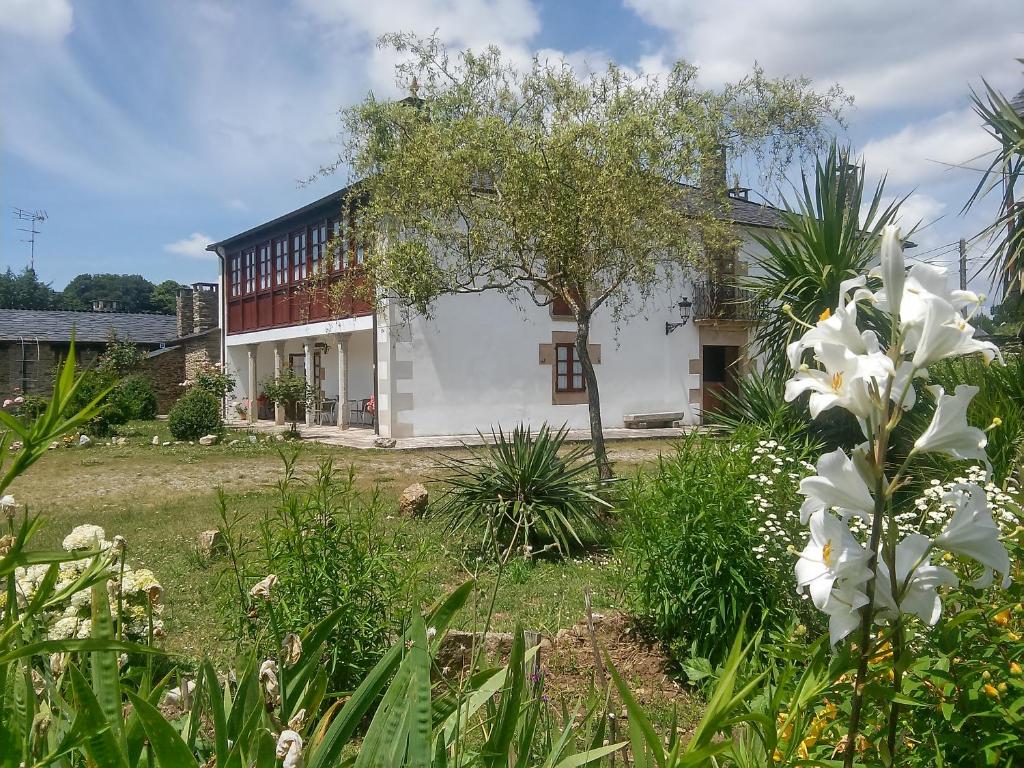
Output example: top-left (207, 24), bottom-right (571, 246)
top-left (183, 327), bottom-right (221, 382)
top-left (192, 283), bottom-right (218, 334)
top-left (176, 290), bottom-right (194, 338)
top-left (0, 341), bottom-right (102, 397)
top-left (140, 346), bottom-right (186, 414)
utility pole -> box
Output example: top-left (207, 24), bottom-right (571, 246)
top-left (959, 237), bottom-right (967, 291)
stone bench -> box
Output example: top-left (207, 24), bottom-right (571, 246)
top-left (623, 411), bottom-right (686, 429)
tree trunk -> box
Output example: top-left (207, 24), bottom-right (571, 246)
top-left (575, 315), bottom-right (612, 479)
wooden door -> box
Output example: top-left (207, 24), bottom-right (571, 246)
top-left (702, 345), bottom-right (740, 414)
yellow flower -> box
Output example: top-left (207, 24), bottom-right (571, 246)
top-left (1010, 662), bottom-right (1022, 676)
top-left (994, 608), bottom-right (1011, 627)
top-left (818, 308), bottom-right (832, 322)
top-left (984, 683), bottom-right (1000, 699)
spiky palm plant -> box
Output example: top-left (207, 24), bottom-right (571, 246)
top-left (964, 65), bottom-right (1024, 299)
top-left (743, 142), bottom-right (904, 376)
top-left (432, 423), bottom-right (611, 558)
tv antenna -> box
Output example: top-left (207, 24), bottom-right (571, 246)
top-left (12, 208), bottom-right (48, 270)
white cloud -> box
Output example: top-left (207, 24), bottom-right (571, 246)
top-left (226, 198), bottom-right (248, 211)
top-left (623, 0), bottom-right (1023, 110)
top-left (0, 0), bottom-right (72, 42)
top-left (860, 109), bottom-right (999, 186)
top-left (165, 232), bottom-right (215, 259)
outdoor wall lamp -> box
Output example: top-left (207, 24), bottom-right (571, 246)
top-left (665, 297), bottom-right (692, 335)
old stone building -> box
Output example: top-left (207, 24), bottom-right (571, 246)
top-left (0, 282), bottom-right (221, 413)
top-left (0, 307), bottom-right (177, 398)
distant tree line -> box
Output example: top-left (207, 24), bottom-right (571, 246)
top-left (0, 267), bottom-right (186, 314)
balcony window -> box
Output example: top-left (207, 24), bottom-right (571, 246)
top-left (258, 243), bottom-right (271, 290)
top-left (274, 238), bottom-right (288, 286)
top-left (311, 222), bottom-right (326, 275)
top-left (229, 253), bottom-right (241, 297)
top-left (243, 248), bottom-right (256, 294)
top-left (292, 232), bottom-right (307, 281)
top-left (354, 212), bottom-right (365, 265)
top-left (331, 217), bottom-right (349, 270)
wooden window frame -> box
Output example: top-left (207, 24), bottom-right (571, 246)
top-left (243, 248), bottom-right (256, 294)
top-left (554, 342), bottom-right (585, 393)
top-left (229, 253), bottom-right (242, 297)
top-left (311, 221), bottom-right (326, 276)
top-left (258, 243), bottom-right (271, 290)
top-left (274, 238), bottom-right (289, 287)
top-left (291, 230), bottom-right (307, 282)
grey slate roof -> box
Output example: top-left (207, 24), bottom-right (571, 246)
top-left (726, 195), bottom-right (785, 229)
top-left (0, 310), bottom-right (178, 344)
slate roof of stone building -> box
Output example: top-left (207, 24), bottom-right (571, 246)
top-left (0, 309), bottom-right (178, 344)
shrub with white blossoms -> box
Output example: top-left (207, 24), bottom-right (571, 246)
top-left (783, 225), bottom-right (1014, 766)
top-left (12, 524), bottom-right (165, 643)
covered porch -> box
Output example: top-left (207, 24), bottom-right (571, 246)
top-left (225, 321), bottom-right (375, 431)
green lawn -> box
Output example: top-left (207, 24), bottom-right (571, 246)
top-left (11, 421), bottom-right (673, 660)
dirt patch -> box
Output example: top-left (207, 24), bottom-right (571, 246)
top-left (436, 611), bottom-right (693, 714)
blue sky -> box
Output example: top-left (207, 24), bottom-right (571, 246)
top-left (1, 0), bottom-right (1021, 296)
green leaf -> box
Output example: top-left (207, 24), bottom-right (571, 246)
top-left (90, 583), bottom-right (126, 754)
top-left (125, 691), bottom-right (200, 767)
top-left (68, 664), bottom-right (128, 768)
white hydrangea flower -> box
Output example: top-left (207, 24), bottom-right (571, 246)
top-left (62, 524), bottom-right (108, 552)
top-left (48, 616), bottom-right (79, 640)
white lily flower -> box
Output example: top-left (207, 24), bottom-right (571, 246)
top-left (913, 385), bottom-right (988, 461)
top-left (909, 295), bottom-right (1000, 368)
top-left (282, 632), bottom-right (302, 667)
top-left (275, 729), bottom-right (303, 768)
top-left (795, 510), bottom-right (872, 609)
top-left (784, 343), bottom-right (891, 421)
top-left (877, 225), bottom-right (905, 318)
top-left (250, 574), bottom-right (278, 601)
top-left (934, 483), bottom-right (1011, 588)
top-left (819, 577), bottom-right (870, 646)
top-left (798, 447), bottom-right (875, 523)
top-left (875, 533), bottom-right (958, 625)
top-left (259, 659), bottom-right (280, 702)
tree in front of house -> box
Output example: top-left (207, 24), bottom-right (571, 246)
top-left (0, 267), bottom-right (60, 310)
top-left (150, 280), bottom-right (188, 315)
top-left (330, 33), bottom-right (848, 477)
top-left (262, 368), bottom-right (312, 435)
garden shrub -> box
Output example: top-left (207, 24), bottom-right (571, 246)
top-left (168, 387), bottom-right (222, 440)
top-left (217, 456), bottom-right (421, 694)
top-left (619, 427), bottom-right (822, 667)
top-left (431, 423), bottom-right (611, 558)
top-left (111, 374), bottom-right (157, 421)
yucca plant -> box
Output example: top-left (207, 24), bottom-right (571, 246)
top-left (431, 423), bottom-right (612, 558)
top-left (743, 141), bottom-right (904, 377)
top-left (963, 63), bottom-right (1024, 298)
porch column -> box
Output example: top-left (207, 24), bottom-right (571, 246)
top-left (337, 333), bottom-right (350, 430)
top-left (273, 343), bottom-right (285, 425)
top-left (246, 344), bottom-right (258, 424)
top-left (303, 340), bottom-right (314, 427)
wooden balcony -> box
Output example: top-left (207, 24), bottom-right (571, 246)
top-left (226, 272), bottom-right (372, 335)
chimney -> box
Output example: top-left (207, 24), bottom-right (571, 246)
top-left (191, 282), bottom-right (219, 334)
top-left (176, 287), bottom-right (194, 338)
top-left (699, 143), bottom-right (728, 198)
top-left (92, 299), bottom-right (121, 313)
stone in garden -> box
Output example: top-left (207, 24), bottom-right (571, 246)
top-left (436, 630), bottom-right (514, 675)
top-left (197, 529), bottom-right (227, 558)
top-left (78, 435), bottom-right (92, 447)
top-left (399, 483), bottom-right (429, 517)
top-left (162, 441), bottom-right (171, 446)
top-left (374, 437), bottom-right (397, 449)
top-left (112, 436), bottom-right (128, 446)
top-left (9, 441), bottom-right (22, 451)
top-left (228, 439), bottom-right (239, 446)
top-left (248, 435), bottom-right (258, 443)
top-left (198, 434), bottom-right (219, 446)
top-left (151, 436), bottom-right (160, 445)
top-left (48, 442), bottom-right (58, 450)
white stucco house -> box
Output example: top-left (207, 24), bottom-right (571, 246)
top-left (207, 184), bottom-right (780, 439)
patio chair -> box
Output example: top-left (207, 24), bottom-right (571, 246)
top-left (316, 398), bottom-right (337, 426)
